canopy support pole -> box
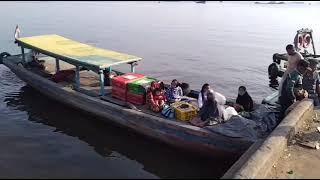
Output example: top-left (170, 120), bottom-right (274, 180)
top-left (21, 46), bottom-right (25, 63)
top-left (310, 32), bottom-right (317, 55)
top-left (130, 62), bottom-right (135, 73)
top-left (55, 58), bottom-right (60, 72)
top-left (75, 66), bottom-right (80, 90)
top-left (99, 69), bottom-right (105, 96)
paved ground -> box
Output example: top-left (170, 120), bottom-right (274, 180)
top-left (267, 109), bottom-right (320, 179)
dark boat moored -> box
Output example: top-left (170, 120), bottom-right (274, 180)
top-left (264, 28), bottom-right (320, 106)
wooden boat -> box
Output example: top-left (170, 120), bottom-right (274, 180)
top-left (1, 34), bottom-right (260, 158)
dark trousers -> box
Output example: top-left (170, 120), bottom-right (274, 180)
top-left (279, 96), bottom-right (294, 120)
top-left (309, 93), bottom-right (320, 106)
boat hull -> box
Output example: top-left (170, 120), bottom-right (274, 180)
top-left (3, 57), bottom-right (253, 158)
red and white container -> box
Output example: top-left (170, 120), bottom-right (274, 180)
top-left (111, 73), bottom-right (145, 101)
top-left (127, 91), bottom-right (145, 105)
top-left (111, 86), bottom-right (126, 101)
top-left (112, 73), bottom-right (145, 89)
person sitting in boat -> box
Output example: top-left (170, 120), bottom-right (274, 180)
top-left (302, 59), bottom-right (320, 106)
top-left (198, 83), bottom-right (210, 109)
top-left (197, 83), bottom-right (229, 111)
top-left (235, 86), bottom-right (254, 112)
top-left (51, 69), bottom-right (76, 83)
top-left (190, 91), bottom-right (221, 127)
top-left (279, 59), bottom-right (309, 118)
top-left (27, 50), bottom-right (45, 70)
top-left (180, 82), bottom-right (191, 96)
top-left (153, 88), bottom-right (166, 110)
top-left (165, 79), bottom-right (183, 103)
top-left (209, 87), bottom-right (238, 121)
top-left (147, 81), bottom-right (166, 112)
top-left (278, 44), bottom-right (304, 94)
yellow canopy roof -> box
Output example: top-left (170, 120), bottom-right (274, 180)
top-left (17, 34), bottom-right (142, 71)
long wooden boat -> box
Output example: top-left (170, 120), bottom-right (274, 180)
top-left (0, 34), bottom-right (261, 158)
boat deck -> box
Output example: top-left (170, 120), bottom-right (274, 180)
top-left (30, 57), bottom-right (199, 123)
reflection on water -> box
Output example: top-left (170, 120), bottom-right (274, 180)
top-left (3, 84), bottom-right (236, 178)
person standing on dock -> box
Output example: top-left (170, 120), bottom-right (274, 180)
top-left (278, 44), bottom-right (304, 94)
top-left (279, 59), bottom-right (309, 118)
top-left (302, 59), bottom-right (320, 106)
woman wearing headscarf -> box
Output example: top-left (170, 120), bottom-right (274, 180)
top-left (198, 83), bottom-right (210, 109)
top-left (235, 86), bottom-right (254, 112)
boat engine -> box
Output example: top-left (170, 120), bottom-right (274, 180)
top-left (268, 53), bottom-right (287, 89)
top-left (268, 62), bottom-right (280, 88)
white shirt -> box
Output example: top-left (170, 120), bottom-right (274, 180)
top-left (198, 89), bottom-right (236, 120)
top-left (198, 90), bottom-right (226, 107)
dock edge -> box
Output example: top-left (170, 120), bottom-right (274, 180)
top-left (221, 99), bottom-right (314, 179)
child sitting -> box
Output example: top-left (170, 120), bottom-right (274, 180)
top-left (153, 88), bottom-right (166, 110)
top-left (165, 79), bottom-right (183, 103)
top-left (147, 81), bottom-right (166, 112)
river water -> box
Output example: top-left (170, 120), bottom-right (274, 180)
top-left (0, 1), bottom-right (320, 178)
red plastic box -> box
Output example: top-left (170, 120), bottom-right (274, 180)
top-left (127, 91), bottom-right (145, 105)
top-left (112, 86), bottom-right (126, 101)
top-left (112, 73), bottom-right (145, 89)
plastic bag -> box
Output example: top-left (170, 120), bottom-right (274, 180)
top-left (223, 106), bottom-right (238, 121)
top-left (161, 104), bottom-right (175, 119)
